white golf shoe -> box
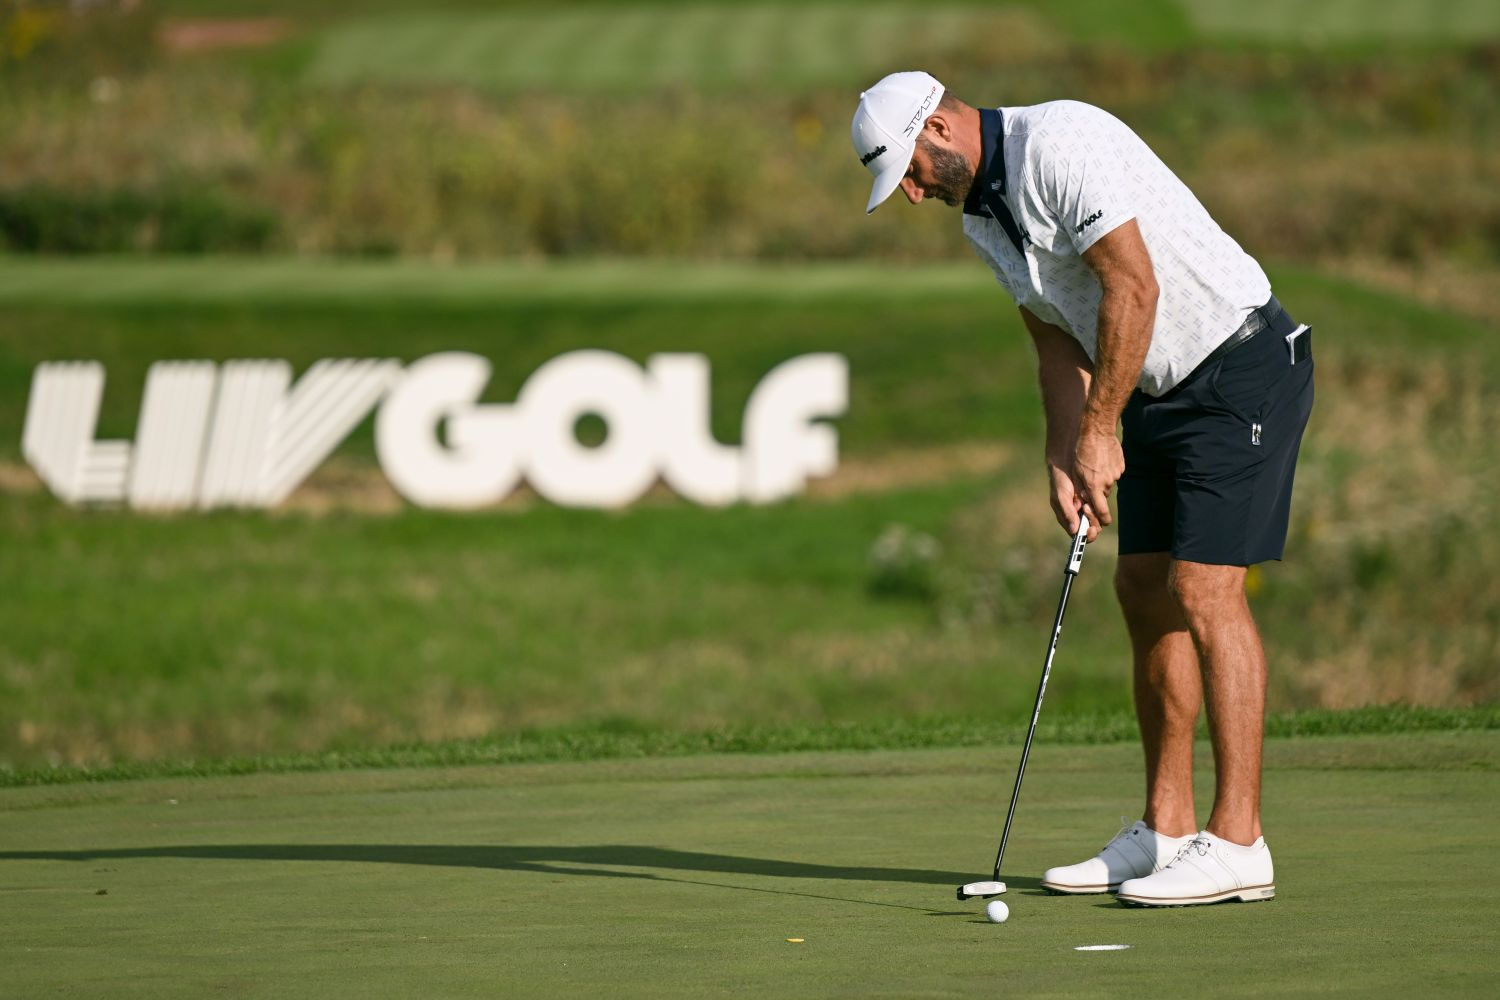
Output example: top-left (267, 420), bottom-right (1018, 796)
top-left (1116, 831), bottom-right (1276, 907)
top-left (1041, 820), bottom-right (1196, 894)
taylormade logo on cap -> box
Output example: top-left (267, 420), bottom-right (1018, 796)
top-left (850, 71), bottom-right (945, 215)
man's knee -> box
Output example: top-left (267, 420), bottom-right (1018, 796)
top-left (1167, 560), bottom-right (1248, 627)
top-left (1115, 553), bottom-right (1174, 619)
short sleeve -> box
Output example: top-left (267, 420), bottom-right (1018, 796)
top-left (1028, 104), bottom-right (1140, 254)
top-left (963, 224), bottom-right (1016, 296)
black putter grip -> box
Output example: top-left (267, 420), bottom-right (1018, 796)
top-left (1065, 514), bottom-right (1089, 576)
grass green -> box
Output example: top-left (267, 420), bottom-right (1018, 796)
top-left (3, 731), bottom-right (1497, 998)
top-left (2, 258), bottom-right (1497, 769)
top-left (0, 257), bottom-right (1492, 454)
top-left (0, 258), bottom-right (1035, 458)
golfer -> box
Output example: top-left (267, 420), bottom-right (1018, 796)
top-left (851, 72), bottom-right (1314, 906)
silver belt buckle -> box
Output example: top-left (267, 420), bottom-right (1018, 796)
top-left (1240, 309), bottom-right (1267, 339)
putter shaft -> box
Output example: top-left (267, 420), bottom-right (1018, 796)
top-left (989, 515), bottom-right (1089, 881)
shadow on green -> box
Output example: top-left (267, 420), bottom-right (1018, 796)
top-left (2, 843), bottom-right (1042, 915)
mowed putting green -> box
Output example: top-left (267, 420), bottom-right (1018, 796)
top-left (3, 731), bottom-right (1496, 998)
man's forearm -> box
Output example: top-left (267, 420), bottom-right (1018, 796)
top-left (1079, 221), bottom-right (1160, 439)
top-left (1020, 308), bottom-right (1093, 464)
top-left (1040, 358), bottom-right (1090, 465)
top-left (1080, 284), bottom-right (1157, 439)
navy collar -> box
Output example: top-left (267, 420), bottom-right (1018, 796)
top-left (962, 107), bottom-right (1005, 218)
top-left (962, 107), bottom-right (1028, 255)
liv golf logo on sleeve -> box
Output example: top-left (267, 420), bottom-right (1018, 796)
top-left (21, 352), bottom-right (848, 511)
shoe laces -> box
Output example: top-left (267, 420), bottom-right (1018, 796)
top-left (1170, 835), bottom-right (1213, 866)
top-left (1102, 816), bottom-right (1136, 851)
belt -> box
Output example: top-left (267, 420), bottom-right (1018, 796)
top-left (1182, 295), bottom-right (1301, 384)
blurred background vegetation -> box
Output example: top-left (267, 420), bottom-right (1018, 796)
top-left (1, 0), bottom-right (1496, 770)
top-left (3, 0), bottom-right (1498, 305)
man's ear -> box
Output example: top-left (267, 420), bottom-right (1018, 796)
top-left (924, 112), bottom-right (954, 143)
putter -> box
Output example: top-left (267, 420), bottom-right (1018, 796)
top-left (957, 513), bottom-right (1090, 901)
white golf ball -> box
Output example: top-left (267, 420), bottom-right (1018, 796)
top-left (986, 900), bottom-right (1010, 923)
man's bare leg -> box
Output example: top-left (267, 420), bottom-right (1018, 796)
top-left (1115, 553), bottom-right (1200, 839)
top-left (1168, 560), bottom-right (1266, 845)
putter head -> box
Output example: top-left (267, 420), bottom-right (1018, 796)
top-left (956, 880), bottom-right (1007, 901)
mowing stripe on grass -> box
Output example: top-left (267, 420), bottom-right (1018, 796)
top-left (304, 3), bottom-right (1012, 94)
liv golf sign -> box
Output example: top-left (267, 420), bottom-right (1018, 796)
top-left (22, 351), bottom-right (848, 510)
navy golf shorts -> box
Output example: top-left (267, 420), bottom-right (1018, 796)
top-left (1117, 297), bottom-right (1315, 567)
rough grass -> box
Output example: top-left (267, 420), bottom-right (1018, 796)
top-left (3, 705), bottom-right (1495, 789)
top-left (2, 3), bottom-right (1497, 263)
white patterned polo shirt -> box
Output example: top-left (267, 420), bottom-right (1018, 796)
top-left (962, 100), bottom-right (1271, 396)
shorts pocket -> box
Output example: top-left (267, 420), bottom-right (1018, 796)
top-left (1208, 338), bottom-right (1284, 429)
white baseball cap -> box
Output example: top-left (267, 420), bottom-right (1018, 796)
top-left (851, 71), bottom-right (946, 214)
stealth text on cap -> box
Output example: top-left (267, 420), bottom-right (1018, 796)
top-left (902, 85), bottom-right (939, 137)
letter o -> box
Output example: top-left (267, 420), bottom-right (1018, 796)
top-left (517, 350), bottom-right (659, 508)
